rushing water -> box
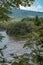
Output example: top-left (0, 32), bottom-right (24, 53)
top-left (0, 31), bottom-right (31, 62)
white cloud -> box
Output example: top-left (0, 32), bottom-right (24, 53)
top-left (20, 5), bottom-right (43, 12)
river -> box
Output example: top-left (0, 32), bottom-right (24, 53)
top-left (0, 31), bottom-right (31, 63)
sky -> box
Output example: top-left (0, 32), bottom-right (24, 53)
top-left (20, 0), bottom-right (43, 12)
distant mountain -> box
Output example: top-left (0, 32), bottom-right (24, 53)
top-left (10, 8), bottom-right (43, 19)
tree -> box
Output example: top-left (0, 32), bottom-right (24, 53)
top-left (34, 16), bottom-right (41, 26)
top-left (0, 45), bottom-right (8, 65)
top-left (35, 16), bottom-right (39, 22)
top-left (0, 0), bottom-right (35, 20)
top-left (0, 0), bottom-right (12, 20)
top-left (24, 28), bottom-right (43, 65)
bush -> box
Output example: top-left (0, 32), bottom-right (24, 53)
top-left (34, 21), bottom-right (41, 26)
top-left (0, 22), bottom-right (5, 30)
top-left (6, 22), bottom-right (33, 36)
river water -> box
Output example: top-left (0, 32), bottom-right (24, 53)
top-left (0, 31), bottom-right (31, 62)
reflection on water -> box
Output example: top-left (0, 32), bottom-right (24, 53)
top-left (0, 31), bottom-right (31, 61)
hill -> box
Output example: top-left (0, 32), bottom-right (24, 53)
top-left (10, 8), bottom-right (43, 19)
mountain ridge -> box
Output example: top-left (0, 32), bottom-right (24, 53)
top-left (10, 8), bottom-right (43, 19)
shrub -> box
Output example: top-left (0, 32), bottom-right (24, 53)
top-left (6, 22), bottom-right (33, 36)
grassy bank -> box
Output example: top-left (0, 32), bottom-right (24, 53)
top-left (0, 17), bottom-right (43, 39)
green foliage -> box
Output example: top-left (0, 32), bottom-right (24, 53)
top-left (34, 21), bottom-right (41, 26)
top-left (12, 53), bottom-right (31, 65)
top-left (11, 0), bottom-right (35, 7)
top-left (0, 34), bottom-right (5, 41)
top-left (6, 21), bottom-right (34, 36)
top-left (0, 22), bottom-right (6, 30)
top-left (21, 17), bottom-right (35, 22)
top-left (5, 17), bottom-right (43, 39)
top-left (12, 62), bottom-right (23, 65)
top-left (35, 16), bottom-right (39, 21)
top-left (34, 16), bottom-right (41, 26)
top-left (23, 28), bottom-right (43, 65)
top-left (0, 45), bottom-right (8, 65)
top-left (0, 0), bottom-right (11, 20)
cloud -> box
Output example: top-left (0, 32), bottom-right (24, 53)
top-left (20, 5), bottom-right (43, 12)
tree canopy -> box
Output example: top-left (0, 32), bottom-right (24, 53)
top-left (0, 0), bottom-right (35, 20)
